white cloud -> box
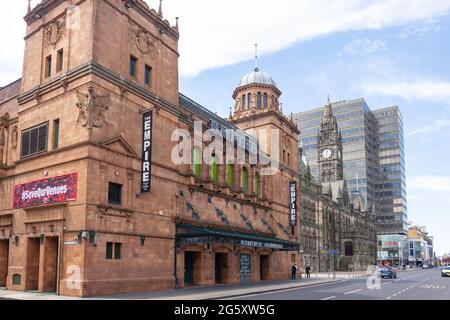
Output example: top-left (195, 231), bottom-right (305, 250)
top-left (408, 175), bottom-right (450, 194)
top-left (162, 0), bottom-right (450, 77)
top-left (1, 0), bottom-right (450, 83)
top-left (407, 119), bottom-right (450, 136)
top-left (361, 80), bottom-right (450, 103)
top-left (341, 38), bottom-right (387, 55)
top-left (398, 22), bottom-right (442, 39)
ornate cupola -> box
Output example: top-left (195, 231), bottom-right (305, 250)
top-left (231, 46), bottom-right (282, 120)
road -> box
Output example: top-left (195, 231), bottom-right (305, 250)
top-left (231, 268), bottom-right (450, 300)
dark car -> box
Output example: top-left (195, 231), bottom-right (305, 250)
top-left (379, 267), bottom-right (397, 279)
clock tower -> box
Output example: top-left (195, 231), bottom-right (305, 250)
top-left (318, 97), bottom-right (344, 183)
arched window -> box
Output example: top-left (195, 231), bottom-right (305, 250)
top-left (241, 167), bottom-right (248, 193)
top-left (227, 163), bottom-right (234, 187)
top-left (263, 93), bottom-right (268, 108)
top-left (257, 92), bottom-right (262, 108)
top-left (255, 173), bottom-right (261, 197)
top-left (242, 94), bottom-right (246, 111)
top-left (247, 94), bottom-right (252, 109)
top-left (211, 157), bottom-right (218, 183)
top-left (192, 147), bottom-right (201, 178)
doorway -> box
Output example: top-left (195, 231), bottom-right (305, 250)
top-left (26, 238), bottom-right (41, 291)
top-left (215, 253), bottom-right (228, 284)
top-left (184, 251), bottom-right (201, 285)
top-left (260, 255), bottom-right (270, 281)
top-left (42, 237), bottom-right (59, 293)
top-left (0, 240), bottom-right (9, 287)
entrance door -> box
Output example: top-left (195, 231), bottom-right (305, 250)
top-left (215, 253), bottom-right (222, 284)
top-left (184, 252), bottom-right (194, 285)
top-left (0, 240), bottom-right (9, 287)
top-left (239, 254), bottom-right (251, 284)
top-left (42, 237), bottom-right (59, 293)
top-left (215, 253), bottom-right (229, 284)
top-left (260, 255), bottom-right (269, 281)
top-left (26, 238), bottom-right (41, 291)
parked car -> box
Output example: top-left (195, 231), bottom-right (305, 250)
top-left (379, 267), bottom-right (397, 279)
top-left (441, 266), bottom-right (450, 277)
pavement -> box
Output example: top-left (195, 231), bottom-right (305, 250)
top-left (231, 268), bottom-right (450, 300)
top-left (0, 275), bottom-right (346, 300)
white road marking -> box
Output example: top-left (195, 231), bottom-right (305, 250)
top-left (321, 296), bottom-right (336, 300)
top-left (387, 296), bottom-right (392, 299)
top-left (344, 289), bottom-right (363, 295)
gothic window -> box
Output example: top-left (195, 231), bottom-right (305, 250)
top-left (247, 94), bottom-right (252, 109)
top-left (263, 93), bottom-right (268, 108)
top-left (241, 167), bottom-right (248, 193)
top-left (257, 92), bottom-right (262, 108)
top-left (255, 173), bottom-right (261, 197)
top-left (211, 156), bottom-right (218, 183)
top-left (242, 94), bottom-right (246, 111)
top-left (192, 147), bottom-right (201, 178)
top-left (227, 163), bottom-right (234, 187)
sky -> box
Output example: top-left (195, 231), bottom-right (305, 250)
top-left (1, 0), bottom-right (450, 256)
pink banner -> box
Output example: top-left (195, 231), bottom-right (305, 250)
top-left (14, 173), bottom-right (78, 209)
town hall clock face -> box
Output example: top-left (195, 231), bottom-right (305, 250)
top-left (322, 148), bottom-right (332, 159)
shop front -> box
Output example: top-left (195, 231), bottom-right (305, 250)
top-left (176, 224), bottom-right (299, 287)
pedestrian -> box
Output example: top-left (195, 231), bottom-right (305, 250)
top-left (305, 265), bottom-right (311, 278)
top-left (291, 264), bottom-right (298, 280)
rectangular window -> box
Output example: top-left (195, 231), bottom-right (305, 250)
top-left (45, 55), bottom-right (52, 78)
top-left (56, 49), bottom-right (63, 72)
top-left (106, 242), bottom-right (122, 260)
top-left (144, 65), bottom-right (152, 87)
top-left (21, 123), bottom-right (48, 158)
top-left (114, 243), bottom-right (122, 260)
top-left (106, 242), bottom-right (113, 260)
top-left (108, 182), bottom-right (122, 205)
top-left (52, 119), bottom-right (60, 150)
top-left (129, 55), bottom-right (137, 78)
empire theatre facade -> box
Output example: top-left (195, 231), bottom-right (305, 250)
top-left (0, 0), bottom-right (301, 297)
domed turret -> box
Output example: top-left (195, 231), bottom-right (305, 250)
top-left (238, 67), bottom-right (279, 89)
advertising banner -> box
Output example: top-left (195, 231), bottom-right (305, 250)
top-left (289, 181), bottom-right (297, 226)
top-left (141, 111), bottom-right (153, 194)
top-left (14, 173), bottom-right (78, 209)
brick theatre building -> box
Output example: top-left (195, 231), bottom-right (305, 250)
top-left (0, 0), bottom-right (302, 297)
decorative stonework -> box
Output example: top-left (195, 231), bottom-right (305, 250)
top-left (11, 125), bottom-right (18, 149)
top-left (129, 22), bottom-right (156, 57)
top-left (76, 86), bottom-right (110, 129)
top-left (45, 16), bottom-right (66, 48)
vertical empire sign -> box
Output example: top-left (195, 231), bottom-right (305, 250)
top-left (141, 111), bottom-right (153, 194)
top-left (289, 181), bottom-right (297, 226)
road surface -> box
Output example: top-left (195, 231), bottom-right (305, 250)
top-left (230, 268), bottom-right (449, 300)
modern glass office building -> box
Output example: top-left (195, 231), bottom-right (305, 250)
top-left (373, 106), bottom-right (408, 235)
top-left (294, 98), bottom-right (379, 212)
top-left (294, 99), bottom-right (408, 236)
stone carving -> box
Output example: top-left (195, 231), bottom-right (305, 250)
top-left (129, 22), bottom-right (156, 57)
top-left (45, 16), bottom-right (66, 47)
top-left (0, 114), bottom-right (7, 165)
top-left (11, 125), bottom-right (18, 149)
top-left (0, 113), bottom-right (9, 127)
top-left (76, 86), bottom-right (110, 129)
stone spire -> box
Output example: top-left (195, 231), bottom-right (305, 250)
top-left (254, 43), bottom-right (259, 71)
top-left (27, 0), bottom-right (32, 13)
top-left (158, 0), bottom-right (163, 17)
top-left (175, 17), bottom-right (179, 31)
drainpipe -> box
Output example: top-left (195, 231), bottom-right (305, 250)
top-left (56, 227), bottom-right (64, 296)
top-left (174, 237), bottom-right (179, 289)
